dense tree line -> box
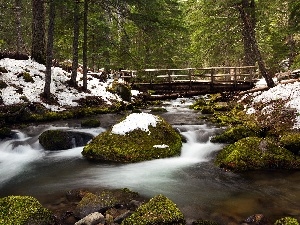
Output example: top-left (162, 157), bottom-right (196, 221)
top-left (0, 0), bottom-right (299, 90)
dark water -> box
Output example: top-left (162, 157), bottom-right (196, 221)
top-left (0, 98), bottom-right (299, 224)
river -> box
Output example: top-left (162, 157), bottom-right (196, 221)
top-left (0, 98), bottom-right (300, 224)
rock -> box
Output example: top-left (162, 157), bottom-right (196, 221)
top-left (215, 137), bottom-right (300, 171)
top-left (121, 194), bottom-right (185, 225)
top-left (75, 191), bottom-right (118, 219)
top-left (280, 132), bottom-right (300, 155)
top-left (0, 195), bottom-right (54, 225)
top-left (274, 216), bottom-right (299, 225)
top-left (82, 113), bottom-right (182, 162)
top-left (113, 210), bottom-right (132, 224)
top-left (211, 125), bottom-right (260, 144)
top-left (39, 129), bottom-right (93, 150)
top-left (74, 212), bottom-right (105, 225)
top-left (0, 66), bottom-right (8, 73)
top-left (243, 214), bottom-right (269, 225)
top-left (81, 119), bottom-right (101, 128)
top-left (192, 219), bottom-right (220, 225)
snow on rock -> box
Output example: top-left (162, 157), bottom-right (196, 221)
top-left (111, 113), bottom-right (161, 135)
top-left (0, 58), bottom-right (121, 111)
top-left (245, 79), bottom-right (300, 129)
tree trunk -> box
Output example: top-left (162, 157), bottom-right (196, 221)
top-left (70, 0), bottom-right (80, 87)
top-left (31, 0), bottom-right (46, 64)
top-left (237, 1), bottom-right (275, 88)
top-left (241, 0), bottom-right (256, 66)
top-left (82, 0), bottom-right (88, 91)
top-left (44, 0), bottom-right (55, 99)
top-left (14, 0), bottom-right (25, 53)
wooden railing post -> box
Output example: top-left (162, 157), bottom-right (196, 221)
top-left (210, 68), bottom-right (215, 91)
top-left (234, 67), bottom-right (237, 88)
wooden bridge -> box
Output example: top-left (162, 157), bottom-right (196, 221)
top-left (120, 66), bottom-right (260, 99)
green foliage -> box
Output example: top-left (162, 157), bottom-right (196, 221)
top-left (0, 195), bottom-right (53, 225)
top-left (82, 115), bottom-right (182, 162)
top-left (275, 217), bottom-right (299, 225)
top-left (215, 137), bottom-right (300, 171)
top-left (121, 194), bottom-right (185, 225)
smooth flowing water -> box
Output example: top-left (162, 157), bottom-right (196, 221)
top-left (0, 98), bottom-right (300, 224)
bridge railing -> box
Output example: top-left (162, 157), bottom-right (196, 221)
top-left (141, 66), bottom-right (259, 85)
top-left (118, 66), bottom-right (260, 86)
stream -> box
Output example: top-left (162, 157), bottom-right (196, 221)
top-left (0, 98), bottom-right (300, 224)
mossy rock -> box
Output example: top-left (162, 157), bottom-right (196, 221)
top-left (121, 194), bottom-right (185, 225)
top-left (211, 125), bottom-right (260, 144)
top-left (82, 113), bottom-right (182, 162)
top-left (0, 195), bottom-right (54, 225)
top-left (215, 137), bottom-right (300, 171)
top-left (108, 81), bottom-right (132, 102)
top-left (280, 132), bottom-right (300, 155)
top-left (75, 188), bottom-right (139, 219)
top-left (22, 72), bottom-right (34, 83)
top-left (0, 127), bottom-right (14, 139)
top-left (275, 217), bottom-right (299, 225)
top-left (81, 119), bottom-right (101, 128)
top-left (39, 130), bottom-right (93, 150)
top-left (201, 106), bottom-right (214, 114)
top-left (0, 66), bottom-right (8, 73)
top-left (189, 97), bottom-right (207, 110)
top-left (0, 80), bottom-right (8, 89)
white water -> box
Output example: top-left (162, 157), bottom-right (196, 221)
top-left (1, 98), bottom-right (300, 223)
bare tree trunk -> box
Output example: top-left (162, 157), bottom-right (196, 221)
top-left (82, 0), bottom-right (88, 91)
top-left (70, 0), bottom-right (80, 87)
top-left (241, 0), bottom-right (256, 66)
top-left (44, 0), bottom-right (55, 99)
top-left (237, 1), bottom-right (275, 88)
top-left (31, 0), bottom-right (46, 64)
top-left (14, 0), bottom-right (25, 53)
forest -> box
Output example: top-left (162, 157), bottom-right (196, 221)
top-left (0, 0), bottom-right (300, 81)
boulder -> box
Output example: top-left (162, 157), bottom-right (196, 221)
top-left (82, 113), bottom-right (182, 162)
top-left (121, 194), bottom-right (185, 225)
top-left (39, 129), bottom-right (93, 150)
top-left (0, 195), bottom-right (54, 225)
top-left (75, 188), bottom-right (139, 219)
top-left (74, 212), bottom-right (105, 225)
top-left (215, 137), bottom-right (300, 171)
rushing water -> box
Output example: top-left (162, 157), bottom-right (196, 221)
top-left (0, 98), bottom-right (300, 224)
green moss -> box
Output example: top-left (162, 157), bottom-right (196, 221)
top-left (107, 81), bottom-right (132, 102)
top-left (0, 127), bottom-right (13, 139)
top-left (211, 125), bottom-right (260, 144)
top-left (215, 137), bottom-right (300, 171)
top-left (82, 115), bottom-right (182, 162)
top-left (0, 195), bottom-right (53, 225)
top-left (22, 72), bottom-right (34, 83)
top-left (39, 130), bottom-right (72, 150)
top-left (274, 217), bottom-right (299, 225)
top-left (81, 119), bottom-right (101, 128)
top-left (280, 132), bottom-right (300, 155)
top-left (121, 194), bottom-right (185, 225)
top-left (201, 106), bottom-right (214, 114)
top-left (189, 97), bottom-right (207, 110)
